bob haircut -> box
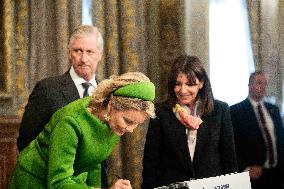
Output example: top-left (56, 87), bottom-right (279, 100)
top-left (167, 55), bottom-right (214, 116)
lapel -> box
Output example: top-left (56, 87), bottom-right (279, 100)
top-left (175, 121), bottom-right (195, 174)
top-left (193, 115), bottom-right (210, 163)
top-left (171, 109), bottom-right (206, 175)
top-left (175, 120), bottom-right (190, 156)
top-left (243, 98), bottom-right (254, 112)
top-left (243, 98), bottom-right (261, 126)
top-left (263, 102), bottom-right (279, 136)
top-left (240, 99), bottom-right (265, 141)
top-left (59, 72), bottom-right (80, 102)
top-left (241, 99), bottom-right (256, 118)
top-left (264, 102), bottom-right (275, 118)
top-left (176, 115), bottom-right (211, 177)
top-left (166, 106), bottom-right (188, 155)
top-left (166, 107), bottom-right (193, 170)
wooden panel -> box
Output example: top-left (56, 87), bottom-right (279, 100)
top-left (0, 116), bottom-right (20, 189)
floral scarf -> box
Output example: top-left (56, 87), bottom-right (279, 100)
top-left (172, 102), bottom-right (203, 130)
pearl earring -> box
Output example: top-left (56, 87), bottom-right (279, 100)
top-left (103, 114), bottom-right (111, 122)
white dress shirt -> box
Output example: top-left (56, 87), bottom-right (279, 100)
top-left (249, 98), bottom-right (278, 168)
top-left (185, 101), bottom-right (200, 161)
top-left (69, 66), bottom-right (97, 98)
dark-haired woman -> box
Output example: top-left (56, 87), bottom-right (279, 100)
top-left (141, 55), bottom-right (237, 189)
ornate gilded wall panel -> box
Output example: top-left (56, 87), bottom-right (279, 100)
top-left (0, 1), bottom-right (4, 92)
top-left (0, 0), bottom-right (14, 100)
top-left (0, 0), bottom-right (29, 116)
top-left (0, 116), bottom-right (20, 189)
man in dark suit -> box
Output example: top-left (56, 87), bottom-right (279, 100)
top-left (230, 71), bottom-right (284, 189)
top-left (17, 25), bottom-right (109, 188)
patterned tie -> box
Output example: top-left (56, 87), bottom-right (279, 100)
top-left (82, 82), bottom-right (91, 97)
top-left (257, 104), bottom-right (275, 166)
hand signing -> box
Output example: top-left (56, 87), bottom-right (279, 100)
top-left (109, 178), bottom-right (132, 189)
top-left (249, 165), bottom-right (263, 180)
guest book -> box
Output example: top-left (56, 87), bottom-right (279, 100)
top-left (154, 172), bottom-right (251, 189)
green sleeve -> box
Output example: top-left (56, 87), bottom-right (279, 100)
top-left (86, 165), bottom-right (101, 187)
top-left (47, 116), bottom-right (92, 189)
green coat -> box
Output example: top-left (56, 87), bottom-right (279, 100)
top-left (9, 97), bottom-right (120, 189)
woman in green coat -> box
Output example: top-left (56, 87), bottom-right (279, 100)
top-left (9, 72), bottom-right (155, 189)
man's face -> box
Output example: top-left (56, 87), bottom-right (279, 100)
top-left (68, 34), bottom-right (103, 81)
top-left (249, 74), bottom-right (267, 101)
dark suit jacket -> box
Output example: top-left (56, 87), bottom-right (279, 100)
top-left (141, 100), bottom-right (238, 189)
top-left (18, 71), bottom-right (79, 151)
top-left (230, 98), bottom-right (284, 172)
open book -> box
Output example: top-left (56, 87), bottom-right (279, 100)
top-left (154, 172), bottom-right (251, 189)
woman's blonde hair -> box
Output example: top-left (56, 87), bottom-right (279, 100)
top-left (89, 72), bottom-right (155, 118)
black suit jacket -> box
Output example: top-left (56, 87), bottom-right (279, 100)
top-left (18, 71), bottom-right (79, 150)
top-left (230, 98), bottom-right (284, 172)
top-left (141, 100), bottom-right (238, 189)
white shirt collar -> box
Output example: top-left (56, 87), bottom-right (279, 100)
top-left (248, 97), bottom-right (263, 107)
top-left (69, 66), bottom-right (97, 88)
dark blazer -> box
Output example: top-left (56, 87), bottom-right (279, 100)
top-left (141, 100), bottom-right (238, 189)
top-left (17, 71), bottom-right (79, 151)
top-left (230, 98), bottom-right (284, 172)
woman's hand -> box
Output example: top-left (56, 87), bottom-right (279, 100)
top-left (249, 165), bottom-right (263, 180)
top-left (109, 178), bottom-right (132, 189)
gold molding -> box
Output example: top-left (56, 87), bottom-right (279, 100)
top-left (0, 92), bottom-right (12, 99)
top-left (2, 0), bottom-right (14, 98)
